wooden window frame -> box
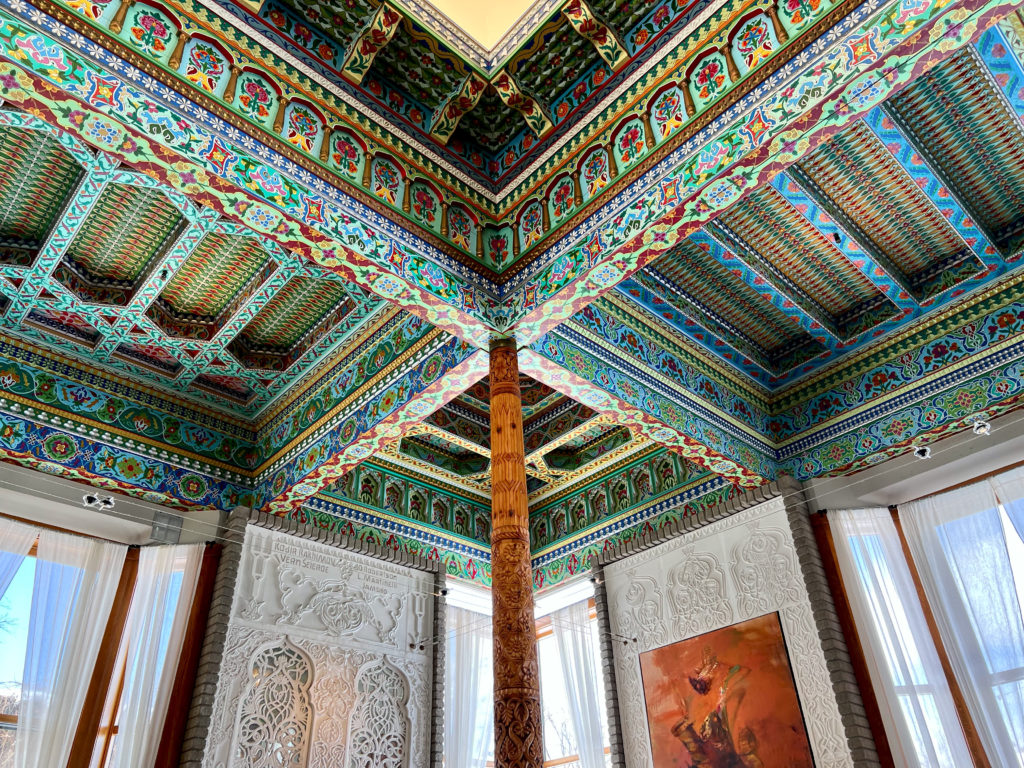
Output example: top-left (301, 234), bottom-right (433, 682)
top-left (811, 501), bottom-right (995, 768)
top-left (0, 513), bottom-right (219, 768)
top-left (154, 543), bottom-right (220, 768)
top-left (810, 512), bottom-right (896, 768)
top-left (811, 455), bottom-right (1024, 768)
top-left (529, 598), bottom-right (603, 767)
top-left (67, 547), bottom-right (138, 768)
top-left (888, 505), bottom-right (992, 768)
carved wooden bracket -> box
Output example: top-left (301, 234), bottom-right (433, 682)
top-left (340, 2), bottom-right (404, 85)
top-left (429, 73), bottom-right (489, 144)
top-left (562, 0), bottom-right (629, 69)
top-left (492, 70), bottom-right (553, 138)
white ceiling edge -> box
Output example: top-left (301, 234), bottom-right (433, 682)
top-left (0, 463), bottom-right (222, 544)
top-left (802, 410), bottom-right (1024, 512)
top-left (0, 463), bottom-right (153, 544)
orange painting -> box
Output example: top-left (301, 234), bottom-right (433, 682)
top-left (638, 612), bottom-right (814, 768)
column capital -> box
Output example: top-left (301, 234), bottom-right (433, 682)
top-left (489, 336), bottom-right (518, 351)
top-left (489, 338), bottom-right (520, 397)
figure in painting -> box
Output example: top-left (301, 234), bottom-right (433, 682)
top-left (669, 646), bottom-right (757, 768)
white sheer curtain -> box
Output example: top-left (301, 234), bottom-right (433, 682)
top-left (551, 599), bottom-right (606, 768)
top-left (830, 508), bottom-right (972, 768)
top-left (108, 543), bottom-right (204, 768)
top-left (14, 529), bottom-right (125, 768)
top-left (903, 481), bottom-right (1024, 768)
top-left (993, 465), bottom-right (1024, 541)
top-left (445, 605), bottom-right (493, 768)
top-left (0, 517), bottom-right (37, 597)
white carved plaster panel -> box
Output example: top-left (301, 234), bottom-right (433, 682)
top-left (603, 497), bottom-right (854, 768)
top-left (202, 525), bottom-right (434, 768)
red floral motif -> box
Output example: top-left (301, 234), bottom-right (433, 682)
top-left (785, 0), bottom-right (821, 25)
top-left (413, 188), bottom-right (437, 224)
top-left (332, 136), bottom-right (359, 176)
top-left (238, 79), bottom-right (271, 121)
top-left (618, 125), bottom-right (644, 164)
top-left (293, 23), bottom-right (312, 46)
top-left (552, 181), bottom-right (573, 219)
top-left (130, 13), bottom-right (170, 54)
top-left (489, 235), bottom-right (509, 265)
top-left (694, 59), bottom-right (726, 100)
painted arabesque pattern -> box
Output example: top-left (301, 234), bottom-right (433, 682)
top-left (0, 0), bottom-right (1024, 588)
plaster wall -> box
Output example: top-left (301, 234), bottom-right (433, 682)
top-left (200, 524), bottom-right (436, 768)
top-left (601, 489), bottom-right (869, 767)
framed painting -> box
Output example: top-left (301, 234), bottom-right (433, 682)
top-left (638, 612), bottom-right (814, 768)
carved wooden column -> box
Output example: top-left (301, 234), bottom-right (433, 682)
top-left (489, 337), bottom-right (544, 768)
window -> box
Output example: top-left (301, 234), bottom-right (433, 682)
top-left (0, 515), bottom-right (206, 768)
top-left (538, 631), bottom-right (579, 761)
top-left (903, 479), bottom-right (1024, 768)
top-left (831, 464), bottom-right (1024, 768)
top-left (0, 555), bottom-right (36, 767)
top-left (537, 600), bottom-right (610, 768)
top-left (831, 508), bottom-right (971, 768)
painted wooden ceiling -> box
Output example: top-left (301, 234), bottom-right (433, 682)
top-left (1, 0), bottom-right (1024, 589)
top-left (236, 0), bottom-right (690, 188)
top-left (0, 120), bottom-right (385, 414)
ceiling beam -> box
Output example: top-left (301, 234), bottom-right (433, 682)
top-left (878, 98), bottom-right (1007, 259)
top-left (977, 22), bottom-right (1024, 251)
top-left (861, 106), bottom-right (1000, 272)
top-left (493, 70), bottom-right (553, 137)
top-left (777, 169), bottom-right (920, 310)
top-left (704, 221), bottom-right (843, 340)
top-left (93, 203), bottom-right (220, 360)
top-left (429, 73), bottom-right (488, 144)
top-left (524, 325), bottom-right (776, 486)
top-left (408, 422), bottom-right (491, 459)
top-left (254, 336), bottom-right (486, 515)
top-left (339, 2), bottom-right (404, 85)
top-left (525, 412), bottom-right (615, 465)
top-left (562, 0), bottom-right (629, 69)
top-left (623, 269), bottom-right (801, 376)
top-left (0, 39), bottom-right (498, 346)
top-left (173, 245), bottom-right (381, 391)
top-left (507, 0), bottom-right (1009, 345)
top-left (5, 153), bottom-right (119, 326)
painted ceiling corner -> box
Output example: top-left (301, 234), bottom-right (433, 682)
top-left (0, 0), bottom-right (1023, 589)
